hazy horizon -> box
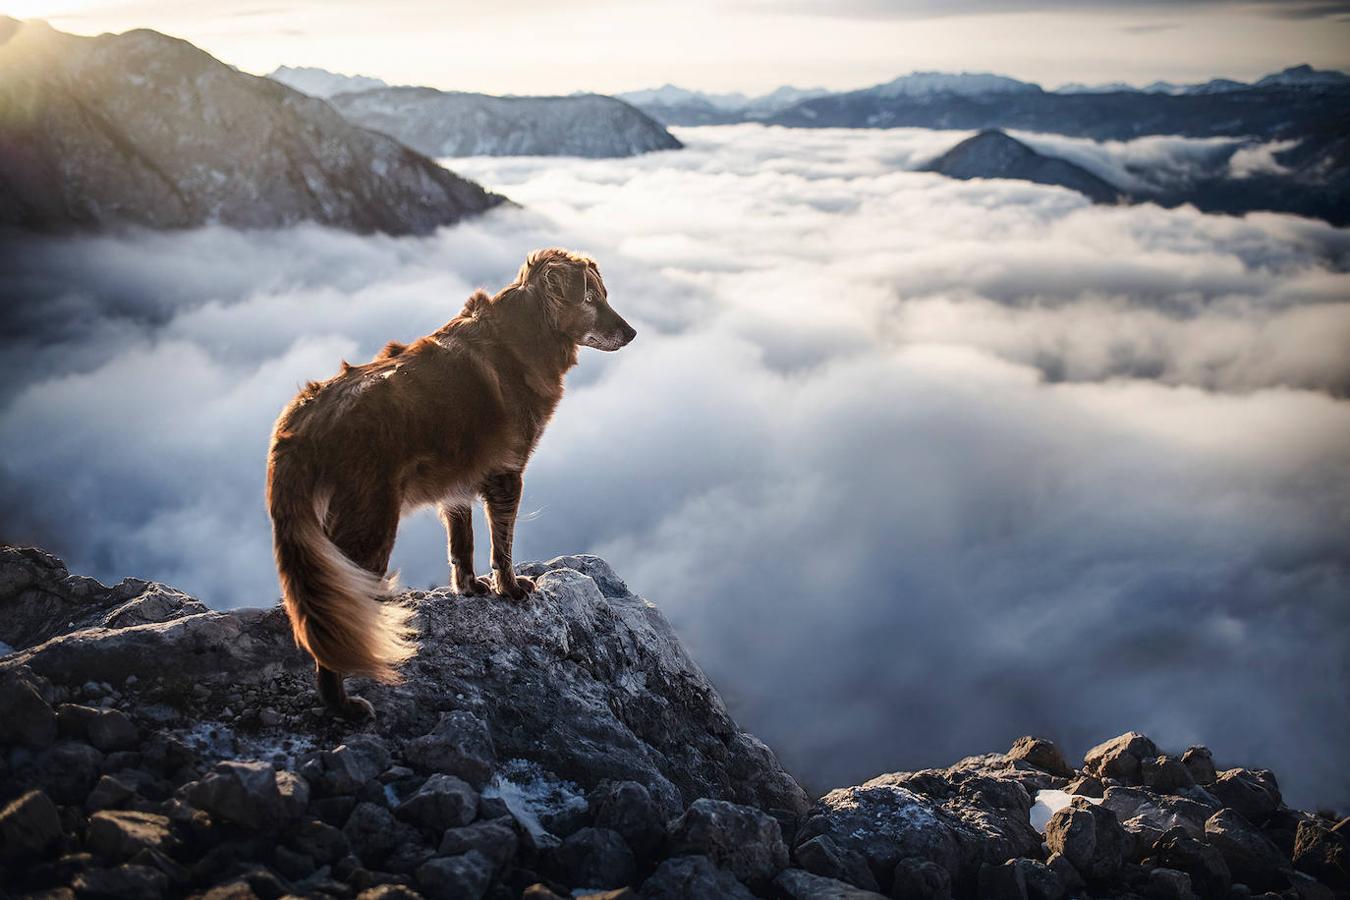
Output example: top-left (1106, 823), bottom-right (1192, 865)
top-left (13, 0), bottom-right (1350, 97)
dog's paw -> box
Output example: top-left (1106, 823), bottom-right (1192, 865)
top-left (493, 572), bottom-right (536, 602)
top-left (453, 572), bottom-right (491, 595)
top-left (338, 695), bottom-right (375, 722)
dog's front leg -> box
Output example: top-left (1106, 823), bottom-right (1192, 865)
top-left (482, 470), bottom-right (535, 601)
top-left (439, 502), bottom-right (490, 595)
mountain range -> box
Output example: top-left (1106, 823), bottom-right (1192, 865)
top-left (0, 19), bottom-right (502, 234)
top-left (327, 88), bottom-right (681, 159)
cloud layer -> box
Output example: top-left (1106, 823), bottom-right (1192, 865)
top-left (2, 124), bottom-right (1347, 809)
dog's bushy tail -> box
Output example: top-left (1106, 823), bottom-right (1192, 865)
top-left (267, 454), bottom-right (416, 682)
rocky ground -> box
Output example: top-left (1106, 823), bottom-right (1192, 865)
top-left (0, 546), bottom-right (1344, 899)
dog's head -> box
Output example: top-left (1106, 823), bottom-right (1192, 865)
top-left (519, 248), bottom-right (636, 352)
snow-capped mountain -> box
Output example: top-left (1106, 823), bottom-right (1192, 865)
top-left (1254, 63), bottom-right (1350, 90)
top-left (868, 71), bottom-right (1041, 98)
top-left (267, 64), bottom-right (389, 98)
top-left (616, 83), bottom-right (830, 125)
top-left (0, 19), bottom-right (502, 233)
top-left (329, 87), bottom-right (681, 158)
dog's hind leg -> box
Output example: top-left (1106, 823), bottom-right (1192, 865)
top-left (439, 502), bottom-right (490, 595)
top-left (482, 471), bottom-right (536, 601)
top-left (317, 490), bottom-right (401, 720)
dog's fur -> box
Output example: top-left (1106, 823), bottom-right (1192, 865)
top-left (266, 248), bottom-right (635, 719)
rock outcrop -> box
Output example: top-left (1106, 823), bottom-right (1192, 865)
top-left (0, 19), bottom-right (504, 234)
top-left (328, 87), bottom-right (683, 158)
top-left (1, 545), bottom-right (1344, 899)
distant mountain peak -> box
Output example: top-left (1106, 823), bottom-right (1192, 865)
top-left (869, 71), bottom-right (1043, 98)
top-left (267, 64), bottom-right (389, 98)
top-left (923, 129), bottom-right (1126, 205)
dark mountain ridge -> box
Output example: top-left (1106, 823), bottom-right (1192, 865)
top-left (924, 130), bottom-right (1127, 204)
top-left (0, 19), bottom-right (504, 235)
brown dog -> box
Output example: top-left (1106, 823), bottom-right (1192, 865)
top-left (266, 248), bottom-right (636, 719)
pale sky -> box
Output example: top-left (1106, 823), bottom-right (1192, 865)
top-left (10, 0), bottom-right (1350, 95)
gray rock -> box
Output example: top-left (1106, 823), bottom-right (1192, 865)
top-left (183, 760), bottom-right (286, 829)
top-left (40, 740), bottom-right (105, 802)
top-left (289, 818), bottom-right (350, 865)
top-left (0, 666), bottom-right (57, 748)
top-left (544, 826), bottom-right (636, 889)
top-left (1044, 797), bottom-right (1126, 882)
top-left (87, 810), bottom-right (176, 861)
top-left (591, 781), bottom-right (665, 862)
top-left (1101, 786), bottom-right (1218, 839)
top-left (978, 859), bottom-right (1029, 900)
top-left (667, 798), bottom-right (788, 884)
top-left (798, 783), bottom-right (959, 885)
top-left (1045, 852), bottom-right (1084, 896)
top-left (1145, 867), bottom-right (1196, 900)
top-left (1142, 756), bottom-right (1196, 794)
top-left (890, 857), bottom-right (953, 900)
top-left (794, 834), bottom-right (880, 892)
top-left (85, 773), bottom-right (138, 811)
top-left (396, 773), bottom-right (479, 835)
top-left (1066, 775), bottom-right (1105, 797)
top-left (275, 770), bottom-right (310, 818)
top-left (324, 735), bottom-right (393, 794)
top-left (1203, 809), bottom-right (1289, 891)
top-left (70, 864), bottom-right (169, 899)
top-left (437, 819), bottom-right (518, 873)
top-left (1291, 818), bottom-right (1348, 888)
top-left (416, 850), bottom-right (493, 900)
top-left (1181, 747), bottom-right (1217, 785)
top-left (773, 867), bottom-right (887, 898)
top-left (405, 711), bottom-right (496, 789)
top-left (329, 88), bottom-right (682, 159)
top-left (1083, 732), bottom-right (1160, 782)
top-left (1207, 769), bottom-right (1281, 825)
top-left (1154, 827), bottom-right (1231, 899)
top-left (1007, 736), bottom-right (1073, 778)
top-left (87, 709), bottom-right (139, 752)
top-left (0, 22), bottom-right (503, 235)
top-left (0, 789), bottom-right (63, 857)
top-left (1013, 858), bottom-right (1065, 900)
top-left (343, 801), bottom-right (422, 868)
top-left (641, 855), bottom-right (756, 899)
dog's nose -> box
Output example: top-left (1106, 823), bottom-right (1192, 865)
top-left (621, 324), bottom-right (637, 345)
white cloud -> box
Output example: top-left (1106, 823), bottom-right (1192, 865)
top-left (2, 124), bottom-right (1347, 809)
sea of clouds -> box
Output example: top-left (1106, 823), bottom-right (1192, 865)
top-left (2, 124), bottom-right (1347, 808)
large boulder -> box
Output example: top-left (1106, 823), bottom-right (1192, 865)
top-left (2, 552), bottom-right (807, 823)
top-left (1082, 732), bottom-right (1159, 782)
top-left (1044, 797), bottom-right (1126, 883)
top-left (665, 797), bottom-right (789, 885)
top-left (1203, 808), bottom-right (1290, 891)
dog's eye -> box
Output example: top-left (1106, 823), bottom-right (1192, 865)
top-left (584, 290), bottom-right (596, 305)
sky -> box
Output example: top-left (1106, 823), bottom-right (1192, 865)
top-left (10, 0), bottom-right (1350, 95)
top-left (3, 126), bottom-right (1347, 809)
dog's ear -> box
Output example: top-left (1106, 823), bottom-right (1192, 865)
top-left (518, 248), bottom-right (591, 311)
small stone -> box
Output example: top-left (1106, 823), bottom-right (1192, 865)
top-left (891, 856), bottom-right (952, 900)
top-left (0, 789), bottom-right (63, 858)
top-left (343, 801), bottom-right (421, 868)
top-left (395, 773), bottom-right (479, 835)
top-left (544, 826), bottom-right (636, 890)
top-left (591, 781), bottom-right (665, 862)
top-left (978, 859), bottom-right (1029, 900)
top-left (0, 668), bottom-right (58, 748)
top-left (641, 855), bottom-right (756, 900)
top-left (71, 864), bottom-right (169, 899)
top-left (1065, 775), bottom-right (1105, 798)
top-left (258, 708), bottom-right (282, 727)
top-left (1204, 808), bottom-right (1289, 892)
top-left (405, 711), bottom-right (496, 789)
top-left (437, 819), bottom-right (518, 873)
top-left (1291, 818), bottom-right (1348, 889)
top-left (86, 709), bottom-right (139, 753)
top-left (275, 770), bottom-right (310, 819)
top-left (1145, 867), bottom-right (1195, 900)
top-left (1208, 769), bottom-right (1281, 825)
top-left (183, 760), bottom-right (286, 829)
top-left (1083, 732), bottom-right (1159, 783)
top-left (86, 810), bottom-right (175, 861)
top-left (1044, 797), bottom-right (1126, 882)
top-left (793, 834), bottom-right (879, 892)
top-left (1008, 737), bottom-right (1074, 778)
top-left (416, 850), bottom-right (493, 900)
top-left (773, 867), bottom-right (887, 898)
top-left (1142, 756), bottom-right (1195, 794)
top-left (1155, 826), bottom-right (1232, 899)
top-left (324, 735), bottom-right (392, 794)
top-left (666, 797), bottom-right (788, 885)
top-left (85, 774), bottom-right (137, 811)
top-left (1181, 747), bottom-right (1217, 785)
top-left (290, 818), bottom-right (350, 865)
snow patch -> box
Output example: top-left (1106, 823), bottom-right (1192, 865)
top-left (1031, 788), bottom-right (1103, 832)
top-left (482, 759), bottom-right (588, 849)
